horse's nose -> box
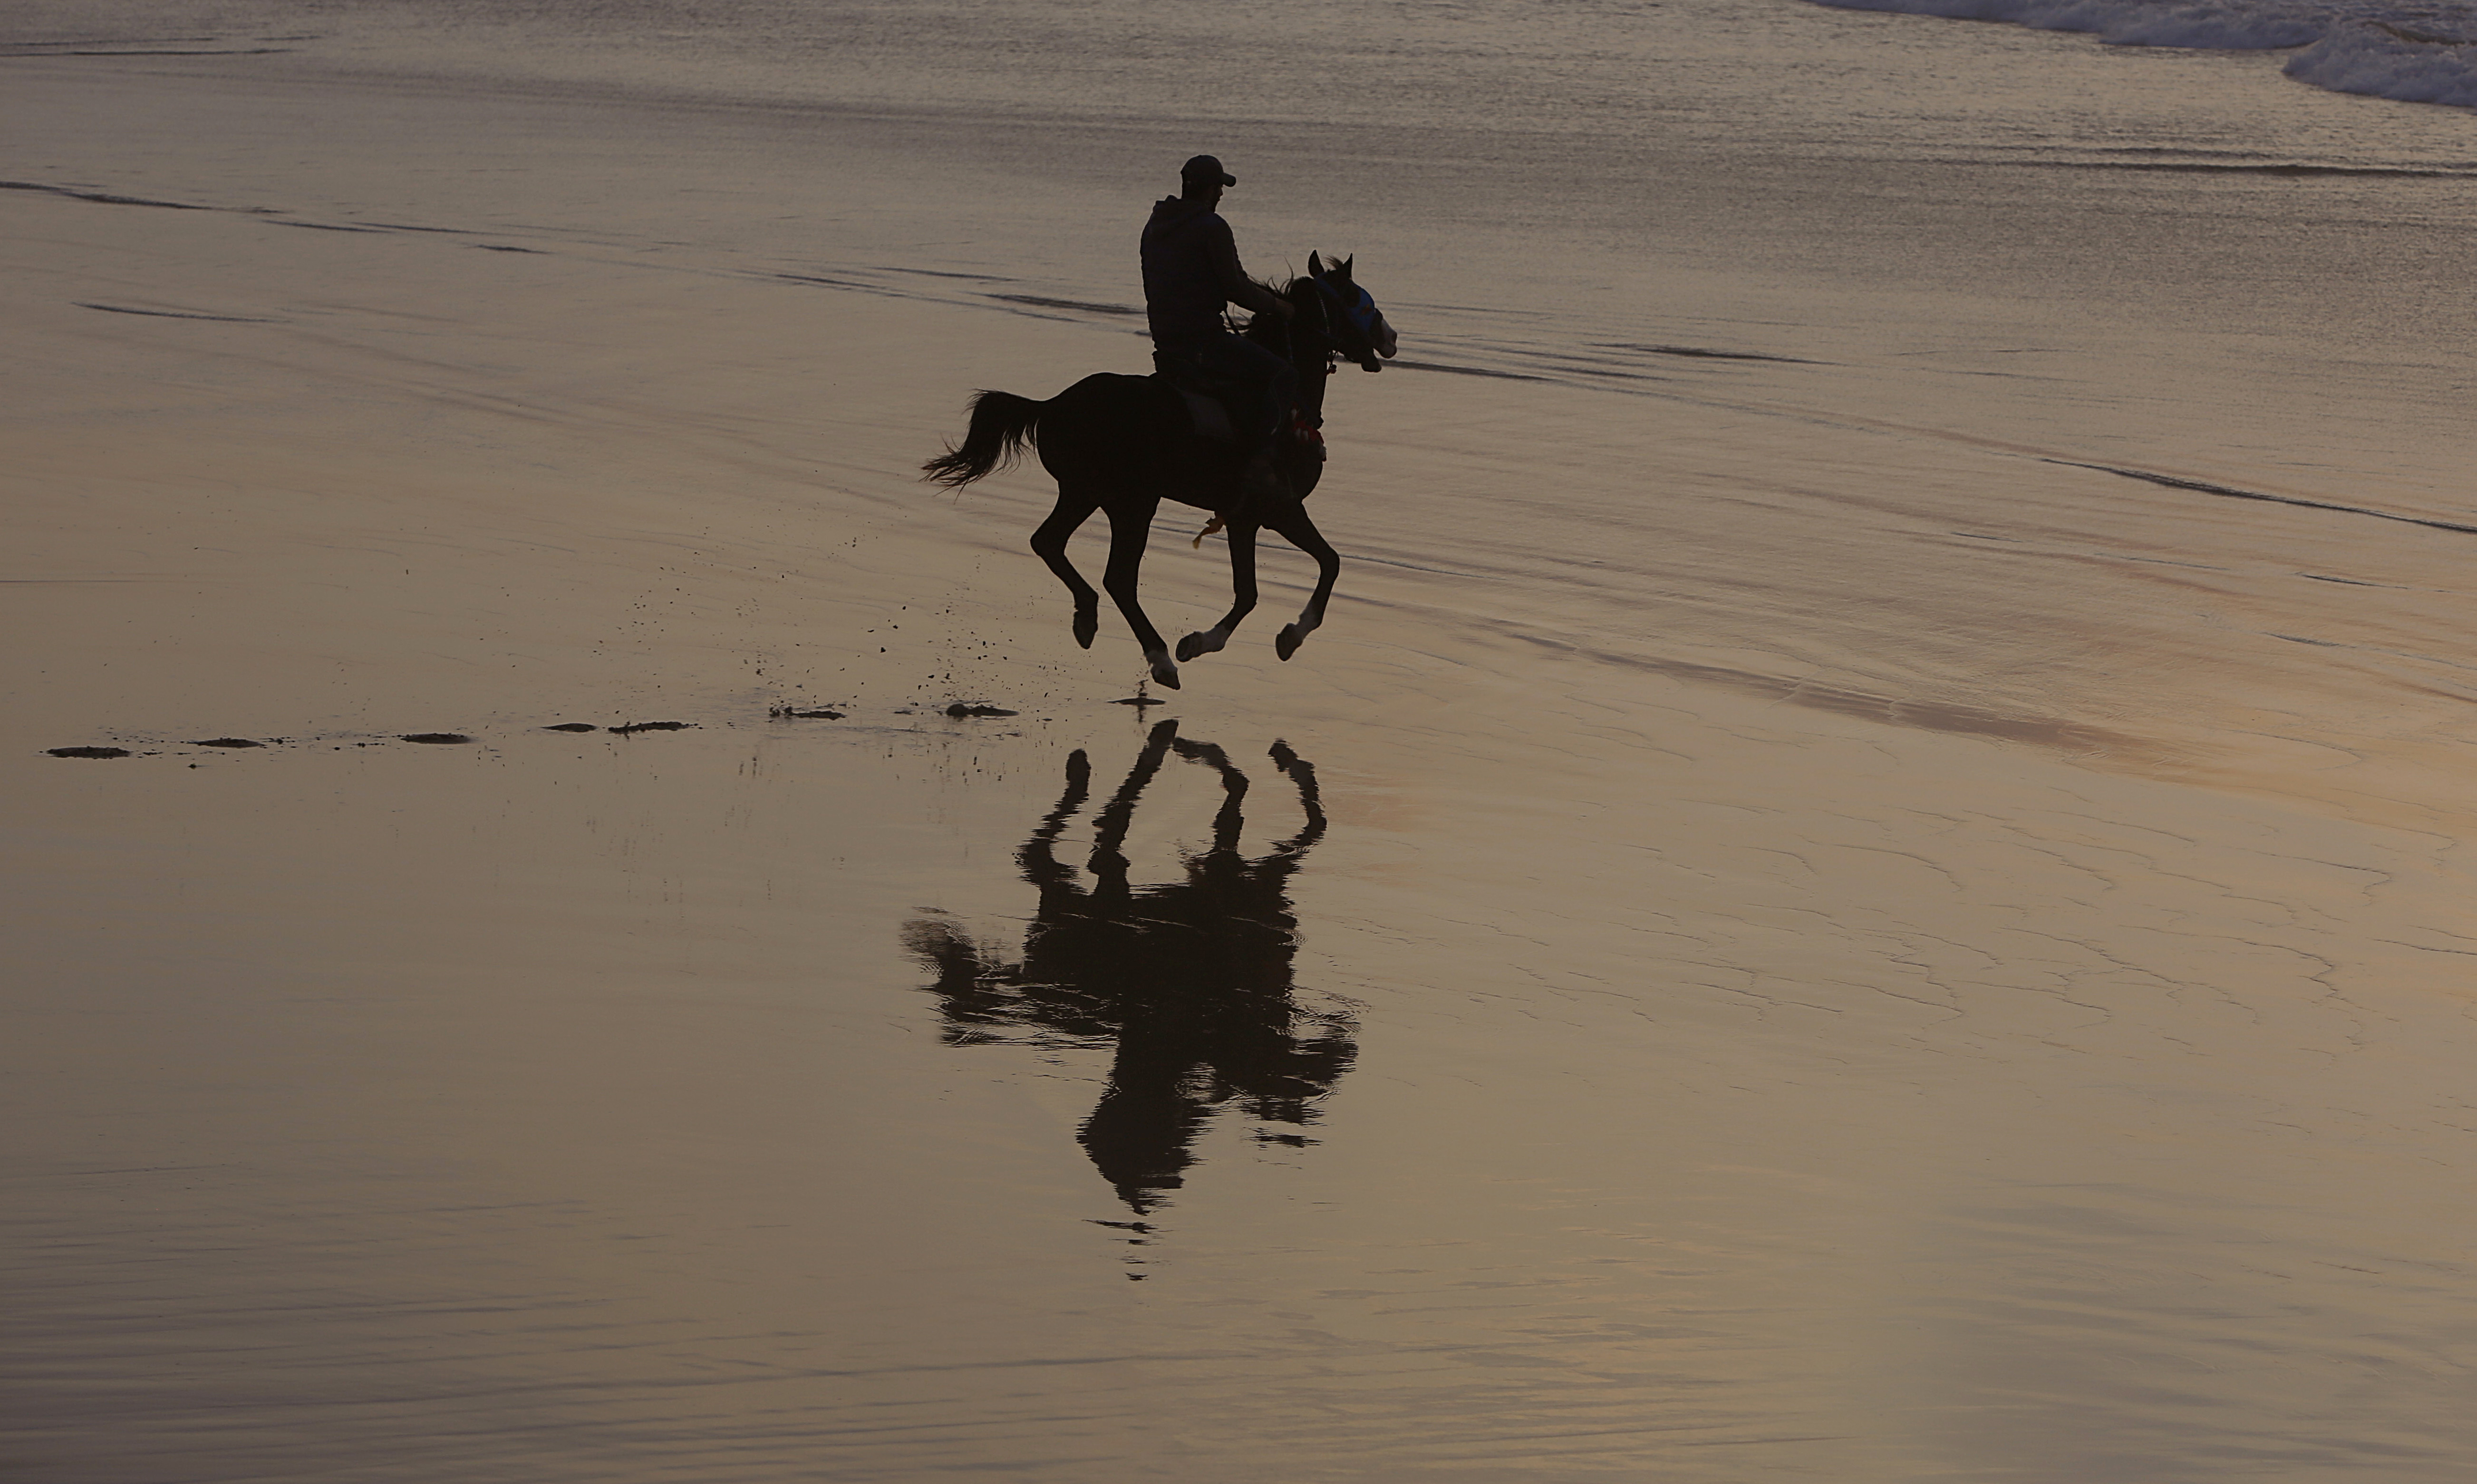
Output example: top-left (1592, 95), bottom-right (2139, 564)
top-left (1376, 323), bottom-right (1398, 359)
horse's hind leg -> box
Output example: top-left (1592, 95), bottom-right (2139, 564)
top-left (1101, 495), bottom-right (1180, 689)
top-left (1029, 486), bottom-right (1103, 648)
top-left (1261, 504), bottom-right (1341, 662)
top-left (1176, 520), bottom-right (1258, 664)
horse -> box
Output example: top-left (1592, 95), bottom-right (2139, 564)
top-left (921, 252), bottom-right (1397, 689)
top-left (902, 720), bottom-right (1354, 1216)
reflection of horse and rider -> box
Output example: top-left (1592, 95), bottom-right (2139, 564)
top-left (903, 721), bottom-right (1356, 1215)
top-left (924, 155), bottom-right (1400, 691)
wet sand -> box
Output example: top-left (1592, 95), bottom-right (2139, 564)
top-left (10, 19), bottom-right (2477, 1482)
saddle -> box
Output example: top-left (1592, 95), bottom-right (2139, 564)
top-left (1150, 355), bottom-right (1248, 446)
top-left (1153, 365), bottom-right (1325, 460)
top-left (1151, 351), bottom-right (1325, 478)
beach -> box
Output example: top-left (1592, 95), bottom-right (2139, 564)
top-left (8, 1), bottom-right (2477, 1477)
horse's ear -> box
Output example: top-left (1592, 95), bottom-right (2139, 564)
top-left (1307, 251), bottom-right (1326, 279)
top-left (1340, 254), bottom-right (1355, 279)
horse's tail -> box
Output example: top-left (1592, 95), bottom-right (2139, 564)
top-left (921, 390), bottom-right (1043, 489)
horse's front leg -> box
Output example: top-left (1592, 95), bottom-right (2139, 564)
top-left (1176, 519), bottom-right (1258, 664)
top-left (1028, 486), bottom-right (1103, 648)
top-left (1101, 495), bottom-right (1179, 688)
top-left (1262, 504), bottom-right (1341, 661)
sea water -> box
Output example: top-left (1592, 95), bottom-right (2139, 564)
top-left (1818, 0), bottom-right (2477, 109)
top-left (11, 0), bottom-right (2472, 488)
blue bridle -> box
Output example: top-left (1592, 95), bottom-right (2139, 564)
top-left (1310, 272), bottom-right (1385, 358)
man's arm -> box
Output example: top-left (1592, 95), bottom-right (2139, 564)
top-left (1207, 216), bottom-right (1293, 319)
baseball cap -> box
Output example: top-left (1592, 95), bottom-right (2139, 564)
top-left (1180, 154), bottom-right (1237, 187)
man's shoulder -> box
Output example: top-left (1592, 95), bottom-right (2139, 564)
top-left (1144, 198), bottom-right (1229, 238)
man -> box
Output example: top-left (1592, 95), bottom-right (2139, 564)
top-left (1140, 154), bottom-right (1296, 499)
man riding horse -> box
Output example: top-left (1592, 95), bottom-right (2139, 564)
top-left (1141, 154), bottom-right (1297, 509)
top-left (921, 159), bottom-right (1398, 689)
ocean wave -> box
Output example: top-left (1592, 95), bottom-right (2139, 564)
top-left (2288, 22), bottom-right (2477, 106)
top-left (1813, 0), bottom-right (2477, 109)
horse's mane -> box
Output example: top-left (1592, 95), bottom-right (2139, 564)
top-left (1240, 276), bottom-right (1319, 348)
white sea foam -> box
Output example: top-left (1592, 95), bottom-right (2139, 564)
top-left (2287, 22), bottom-right (2477, 106)
top-left (1813, 0), bottom-right (2477, 109)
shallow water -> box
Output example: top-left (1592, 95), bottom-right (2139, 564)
top-left (8, 1), bottom-right (2477, 1478)
top-left (13, 689), bottom-right (2476, 1479)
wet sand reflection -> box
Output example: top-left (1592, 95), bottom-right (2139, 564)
top-left (905, 721), bottom-right (1355, 1215)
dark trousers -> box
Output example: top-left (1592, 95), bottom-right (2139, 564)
top-left (1155, 332), bottom-right (1296, 446)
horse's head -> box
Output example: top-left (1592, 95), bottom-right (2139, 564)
top-left (1306, 251), bottom-right (1397, 372)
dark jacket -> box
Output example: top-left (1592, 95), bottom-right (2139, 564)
top-left (1141, 195), bottom-right (1283, 348)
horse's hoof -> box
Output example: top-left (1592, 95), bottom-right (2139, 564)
top-left (1276, 626), bottom-right (1303, 662)
top-left (1147, 654), bottom-right (1182, 690)
top-left (1073, 609), bottom-right (1098, 649)
top-left (1175, 630), bottom-right (1223, 663)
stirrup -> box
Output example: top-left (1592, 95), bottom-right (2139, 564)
top-left (1192, 452), bottom-right (1284, 548)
